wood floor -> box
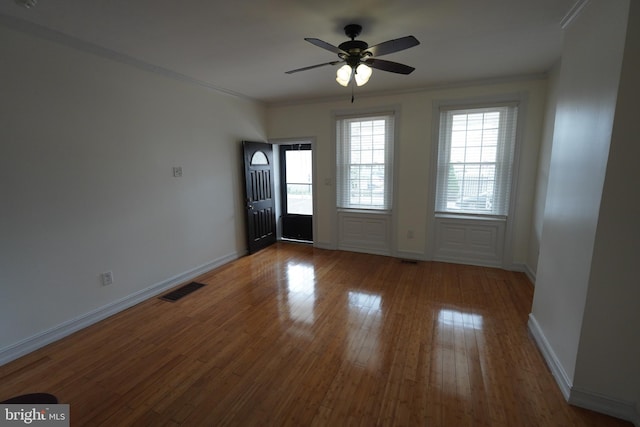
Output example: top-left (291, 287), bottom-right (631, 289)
top-left (0, 243), bottom-right (631, 426)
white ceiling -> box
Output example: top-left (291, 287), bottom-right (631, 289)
top-left (0, 0), bottom-right (576, 104)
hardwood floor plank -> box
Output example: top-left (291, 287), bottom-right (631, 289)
top-left (0, 243), bottom-right (632, 426)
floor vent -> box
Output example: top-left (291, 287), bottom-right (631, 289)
top-left (401, 259), bottom-right (419, 264)
top-left (160, 282), bottom-right (206, 302)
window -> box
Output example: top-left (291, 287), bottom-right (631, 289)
top-left (435, 104), bottom-right (518, 216)
top-left (282, 146), bottom-right (312, 215)
top-left (336, 114), bottom-right (394, 210)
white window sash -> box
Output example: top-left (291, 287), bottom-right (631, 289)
top-left (435, 105), bottom-right (518, 217)
top-left (336, 113), bottom-right (394, 211)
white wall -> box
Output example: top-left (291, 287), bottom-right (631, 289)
top-left (267, 79), bottom-right (547, 266)
top-left (530, 0), bottom-right (628, 385)
top-left (530, 0), bottom-right (639, 422)
top-left (0, 25), bottom-right (266, 359)
top-left (573, 0), bottom-right (640, 413)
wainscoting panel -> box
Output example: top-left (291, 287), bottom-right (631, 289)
top-left (433, 215), bottom-right (505, 267)
top-left (338, 211), bottom-right (391, 255)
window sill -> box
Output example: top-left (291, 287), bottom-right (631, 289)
top-left (338, 208), bottom-right (391, 215)
top-left (435, 212), bottom-right (506, 222)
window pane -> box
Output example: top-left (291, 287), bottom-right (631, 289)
top-left (285, 150), bottom-right (312, 215)
top-left (465, 146), bottom-right (482, 163)
top-left (351, 151), bottom-right (361, 163)
top-left (483, 128), bottom-right (498, 145)
top-left (467, 130), bottom-right (482, 146)
top-left (373, 135), bottom-right (385, 149)
top-left (452, 115), bottom-right (467, 131)
top-left (361, 149), bottom-right (373, 164)
top-left (484, 112), bottom-right (500, 128)
top-left (467, 113), bottom-right (484, 130)
top-left (361, 136), bottom-right (372, 151)
top-left (451, 131), bottom-right (466, 147)
top-left (436, 106), bottom-right (517, 215)
top-left (285, 151), bottom-right (312, 184)
top-left (338, 115), bottom-right (393, 209)
top-left (373, 149), bottom-right (385, 164)
top-left (286, 184), bottom-right (312, 215)
top-left (250, 151), bottom-right (269, 165)
top-left (481, 145), bottom-right (497, 162)
top-left (451, 147), bottom-right (465, 163)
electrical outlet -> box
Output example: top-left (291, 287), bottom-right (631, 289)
top-left (407, 230), bottom-right (414, 239)
top-left (101, 271), bottom-right (114, 286)
top-left (172, 166), bottom-right (183, 177)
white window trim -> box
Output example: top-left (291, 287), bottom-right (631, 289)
top-left (336, 112), bottom-right (395, 211)
top-left (331, 105), bottom-right (401, 254)
top-left (435, 103), bottom-right (518, 217)
top-left (426, 94), bottom-right (527, 268)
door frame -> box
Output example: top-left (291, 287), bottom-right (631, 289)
top-left (269, 137), bottom-right (317, 245)
top-left (279, 143), bottom-right (313, 242)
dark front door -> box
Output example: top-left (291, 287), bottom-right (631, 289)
top-left (242, 141), bottom-right (276, 253)
top-left (279, 143), bottom-right (313, 242)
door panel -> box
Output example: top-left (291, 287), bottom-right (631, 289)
top-left (243, 141), bottom-right (276, 253)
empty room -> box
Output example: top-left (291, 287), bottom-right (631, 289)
top-left (1, 0), bottom-right (638, 425)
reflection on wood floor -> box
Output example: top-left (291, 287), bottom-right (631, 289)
top-left (0, 243), bottom-right (632, 426)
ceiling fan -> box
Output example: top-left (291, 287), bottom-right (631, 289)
top-left (286, 24), bottom-right (420, 88)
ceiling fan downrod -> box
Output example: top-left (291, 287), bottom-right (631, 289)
top-left (338, 24), bottom-right (371, 65)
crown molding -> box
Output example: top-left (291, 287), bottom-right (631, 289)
top-left (1, 11), bottom-right (552, 110)
top-left (0, 13), bottom-right (259, 103)
top-left (266, 72), bottom-right (548, 108)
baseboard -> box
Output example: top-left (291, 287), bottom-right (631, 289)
top-left (523, 263), bottom-right (536, 284)
top-left (432, 254), bottom-right (502, 269)
top-left (569, 388), bottom-right (639, 426)
top-left (0, 251), bottom-right (243, 366)
top-left (394, 250), bottom-right (426, 261)
top-left (528, 314), bottom-right (640, 425)
top-left (313, 241), bottom-right (336, 251)
top-left (509, 262), bottom-right (536, 284)
top-left (527, 314), bottom-right (572, 400)
top-left (337, 244), bottom-right (391, 257)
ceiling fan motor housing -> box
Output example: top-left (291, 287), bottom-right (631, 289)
top-left (338, 40), bottom-right (371, 66)
top-left (340, 24), bottom-right (370, 67)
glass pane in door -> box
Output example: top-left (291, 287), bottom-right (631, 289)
top-left (285, 150), bottom-right (312, 215)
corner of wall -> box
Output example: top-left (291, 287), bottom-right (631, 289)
top-left (569, 388), bottom-right (639, 426)
top-left (523, 263), bottom-right (537, 285)
top-left (528, 315), bottom-right (639, 426)
top-left (527, 314), bottom-right (572, 400)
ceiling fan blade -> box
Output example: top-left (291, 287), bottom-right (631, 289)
top-left (364, 58), bottom-right (415, 75)
top-left (285, 60), bottom-right (343, 74)
top-left (367, 36), bottom-right (420, 57)
top-left (304, 38), bottom-right (345, 54)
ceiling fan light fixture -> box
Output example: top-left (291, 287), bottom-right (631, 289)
top-left (354, 63), bottom-right (372, 86)
top-left (336, 64), bottom-right (353, 87)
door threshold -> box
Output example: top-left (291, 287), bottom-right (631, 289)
top-left (280, 238), bottom-right (313, 244)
